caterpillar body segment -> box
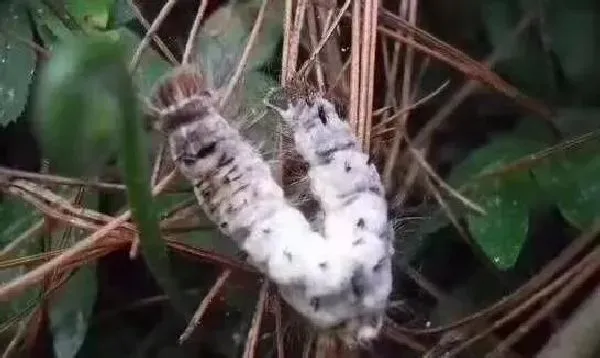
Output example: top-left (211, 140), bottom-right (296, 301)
top-left (275, 94), bottom-right (394, 339)
top-left (151, 67), bottom-right (383, 333)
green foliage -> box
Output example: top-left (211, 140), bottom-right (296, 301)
top-left (34, 37), bottom-right (122, 177)
top-left (449, 136), bottom-right (546, 269)
top-left (0, 1), bottom-right (37, 127)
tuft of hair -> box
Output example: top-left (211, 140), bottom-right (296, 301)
top-left (150, 65), bottom-right (210, 110)
top-left (150, 65), bottom-right (215, 133)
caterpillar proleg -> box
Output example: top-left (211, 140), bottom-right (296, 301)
top-left (151, 66), bottom-right (391, 342)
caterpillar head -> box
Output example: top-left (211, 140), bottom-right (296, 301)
top-left (150, 65), bottom-right (217, 133)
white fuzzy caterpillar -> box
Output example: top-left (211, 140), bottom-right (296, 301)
top-left (150, 67), bottom-right (392, 341)
top-left (274, 95), bottom-right (394, 341)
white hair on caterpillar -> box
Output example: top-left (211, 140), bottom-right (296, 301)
top-left (151, 66), bottom-right (393, 342)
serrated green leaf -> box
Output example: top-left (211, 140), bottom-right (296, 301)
top-left (449, 136), bottom-right (547, 269)
top-left (29, 1), bottom-right (76, 47)
top-left (533, 133), bottom-right (600, 229)
top-left (0, 2), bottom-right (37, 127)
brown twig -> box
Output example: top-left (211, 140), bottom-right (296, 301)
top-left (218, 0), bottom-right (270, 109)
top-left (242, 280), bottom-right (269, 358)
top-left (0, 171), bottom-right (176, 301)
top-left (129, 0), bottom-right (179, 72)
top-left (182, 0), bottom-right (208, 64)
top-left (178, 269), bottom-right (232, 343)
top-left (0, 166), bottom-right (126, 191)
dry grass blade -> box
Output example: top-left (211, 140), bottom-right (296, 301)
top-left (182, 0), bottom-right (208, 64)
top-left (490, 249), bottom-right (600, 357)
top-left (409, 147), bottom-right (485, 215)
top-left (283, 0), bottom-right (308, 84)
top-left (297, 0), bottom-right (352, 79)
top-left (382, 0), bottom-right (418, 186)
top-left (274, 296), bottom-right (285, 358)
top-left (444, 246), bottom-right (600, 357)
top-left (126, 0), bottom-right (178, 65)
top-left (0, 166), bottom-right (126, 191)
top-left (0, 219), bottom-right (44, 258)
top-left (129, 0), bottom-right (179, 71)
top-left (242, 280), bottom-right (269, 358)
top-left (179, 269), bottom-right (232, 343)
top-left (0, 171), bottom-right (176, 301)
top-left (395, 218), bottom-right (600, 336)
top-left (218, 0), bottom-right (270, 109)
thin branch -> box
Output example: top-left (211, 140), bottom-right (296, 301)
top-left (274, 295), bottom-right (285, 358)
top-left (129, 0), bottom-right (179, 72)
top-left (182, 0), bottom-right (208, 64)
top-left (409, 147), bottom-right (485, 215)
top-left (0, 171), bottom-right (177, 301)
top-left (218, 0), bottom-right (270, 109)
top-left (284, 0), bottom-right (308, 84)
top-left (280, 0), bottom-right (293, 85)
top-left (242, 281), bottom-right (269, 358)
top-left (179, 270), bottom-right (231, 343)
top-left (0, 166), bottom-right (126, 191)
top-left (127, 0), bottom-right (178, 65)
top-left (0, 219), bottom-right (44, 258)
top-left (348, 0), bottom-right (361, 132)
top-left (382, 0), bottom-right (417, 186)
top-left (297, 0), bottom-right (352, 78)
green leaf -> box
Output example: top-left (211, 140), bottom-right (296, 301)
top-left (551, 107), bottom-right (600, 137)
top-left (48, 192), bottom-right (98, 358)
top-left (533, 133), bottom-right (600, 229)
top-left (544, 0), bottom-right (600, 101)
top-left (197, 0), bottom-right (283, 88)
top-left (49, 263), bottom-right (97, 358)
top-left (29, 1), bottom-right (77, 47)
top-left (480, 0), bottom-right (557, 99)
top-left (65, 0), bottom-right (116, 30)
top-left (34, 37), bottom-right (121, 177)
top-left (0, 1), bottom-right (37, 127)
top-left (449, 135), bottom-right (547, 269)
top-left (108, 0), bottom-right (135, 27)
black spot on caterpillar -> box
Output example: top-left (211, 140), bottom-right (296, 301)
top-left (315, 141), bottom-right (355, 164)
top-left (310, 297), bottom-right (321, 311)
top-left (352, 238), bottom-right (365, 246)
top-left (319, 262), bottom-right (328, 269)
top-left (217, 153), bottom-right (234, 167)
top-left (356, 218), bottom-right (365, 228)
top-left (194, 142), bottom-right (217, 159)
top-left (350, 269), bottom-right (366, 298)
top-left (373, 257), bottom-right (386, 272)
top-left (317, 105), bottom-right (328, 125)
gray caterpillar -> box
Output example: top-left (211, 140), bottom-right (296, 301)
top-left (151, 66), bottom-right (391, 342)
